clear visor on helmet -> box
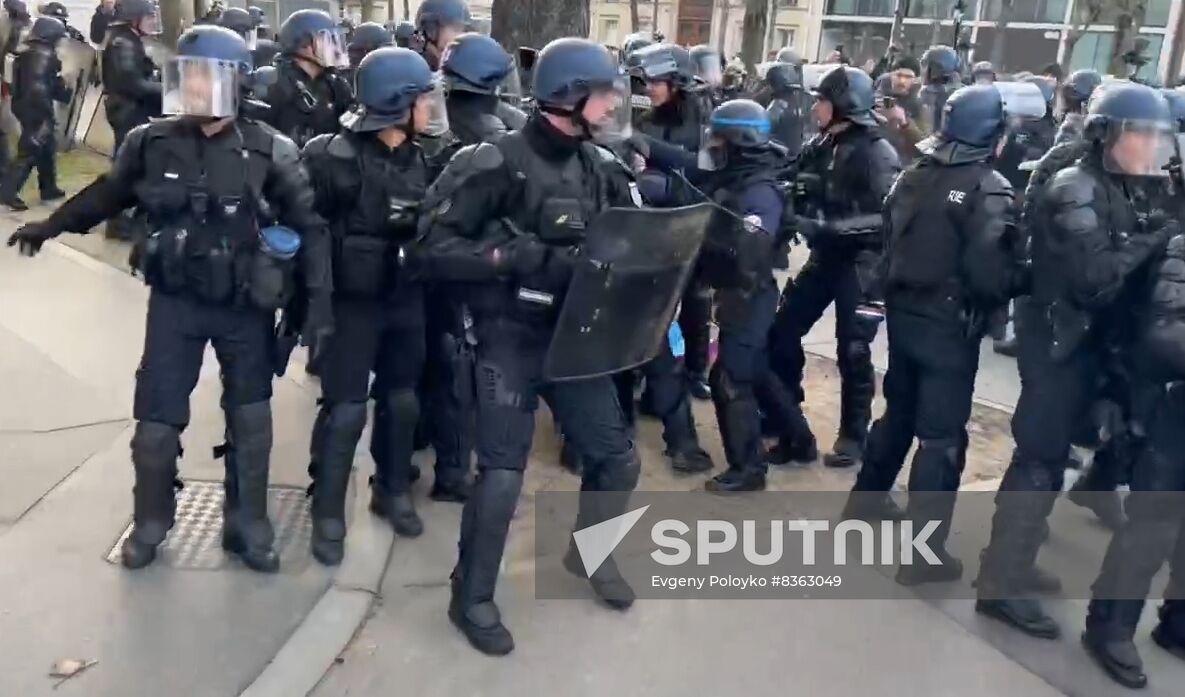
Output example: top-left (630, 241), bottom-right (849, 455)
top-left (583, 77), bottom-right (631, 145)
top-left (244, 31), bottom-right (258, 52)
top-left (310, 27), bottom-right (348, 68)
top-left (694, 53), bottom-right (722, 87)
top-left (138, 3), bottom-right (163, 35)
top-left (499, 64), bottom-right (522, 99)
top-left (801, 64), bottom-right (831, 93)
top-left (162, 56), bottom-right (240, 118)
top-left (697, 127), bottom-right (725, 171)
top-left (996, 81), bottom-right (1047, 121)
top-left (1103, 120), bottom-right (1176, 177)
top-left (413, 79), bottom-right (449, 136)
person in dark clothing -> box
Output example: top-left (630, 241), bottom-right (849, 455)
top-left (3, 0), bottom-right (29, 55)
top-left (341, 22), bottom-right (392, 87)
top-left (414, 0), bottom-right (469, 70)
top-left (876, 54), bottom-right (926, 163)
top-left (263, 9), bottom-right (352, 149)
top-left (764, 57), bottom-right (808, 159)
top-left (89, 0), bottom-right (114, 45)
top-left (975, 82), bottom-right (1176, 645)
top-left (1053, 69), bottom-right (1103, 146)
top-left (217, 7), bottom-right (258, 52)
top-left (767, 65), bottom-right (900, 470)
top-left (251, 37), bottom-right (277, 68)
top-left (917, 45), bottom-right (962, 136)
top-left (38, 2), bottom-right (85, 43)
top-left (301, 46), bottom-right (447, 566)
top-left (627, 42), bottom-right (716, 405)
top-left (0, 15), bottom-right (71, 210)
top-left (247, 5), bottom-right (268, 39)
top-left (7, 25), bottom-right (333, 573)
top-left (101, 0), bottom-right (161, 152)
top-left (414, 38), bottom-right (641, 656)
top-left (846, 83), bottom-right (1035, 578)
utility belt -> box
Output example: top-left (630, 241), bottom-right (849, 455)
top-left (332, 232), bottom-right (409, 300)
top-left (887, 284), bottom-right (985, 338)
top-left (138, 224), bottom-right (298, 311)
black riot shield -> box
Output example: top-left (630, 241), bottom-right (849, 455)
top-left (542, 203), bottom-right (712, 382)
top-left (55, 37), bottom-right (97, 149)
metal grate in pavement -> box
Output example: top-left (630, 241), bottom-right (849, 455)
top-left (105, 480), bottom-right (313, 573)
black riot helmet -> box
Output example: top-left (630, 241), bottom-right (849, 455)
top-left (813, 65), bottom-right (877, 128)
top-left (39, 1), bottom-right (66, 19)
top-left (440, 32), bottom-right (513, 95)
top-left (930, 84), bottom-right (1004, 149)
top-left (620, 32), bottom-right (655, 62)
top-left (416, 0), bottom-right (470, 46)
top-left (390, 20), bottom-right (416, 48)
top-left (689, 43), bottom-right (722, 88)
top-left (921, 44), bottom-right (960, 84)
top-left (219, 6), bottom-right (257, 48)
top-left (766, 62), bottom-right (802, 96)
top-left (1061, 69), bottom-right (1103, 113)
top-left (347, 22), bottom-right (393, 68)
top-left (28, 14), bottom-right (65, 43)
top-left (337, 16), bottom-right (355, 40)
top-left (247, 5), bottom-right (266, 27)
top-left (1084, 81), bottom-right (1174, 177)
top-left (533, 37), bottom-right (630, 144)
top-left (3, 0), bottom-right (28, 20)
top-left (113, 0), bottom-right (160, 32)
top-left (971, 61), bottom-right (996, 84)
top-left (775, 47), bottom-right (802, 65)
top-left (341, 47), bottom-right (446, 135)
top-left (278, 9), bottom-right (346, 68)
top-left (627, 43), bottom-right (694, 90)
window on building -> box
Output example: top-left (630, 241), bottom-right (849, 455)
top-left (820, 20), bottom-right (890, 65)
top-left (906, 0), bottom-right (963, 19)
top-left (971, 26), bottom-right (1060, 74)
top-left (825, 0), bottom-right (894, 16)
top-left (601, 18), bottom-right (620, 46)
top-left (981, 0), bottom-right (1067, 24)
top-left (774, 27), bottom-right (796, 49)
top-left (776, 0), bottom-right (800, 7)
top-left (1070, 31), bottom-right (1165, 81)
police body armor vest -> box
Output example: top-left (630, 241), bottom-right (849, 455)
top-left (326, 132), bottom-right (429, 299)
top-left (700, 173), bottom-right (780, 292)
top-left (885, 161), bottom-right (990, 304)
top-left (135, 119), bottom-right (288, 309)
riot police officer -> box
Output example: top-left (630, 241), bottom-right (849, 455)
top-left (847, 84), bottom-right (1036, 577)
top-left (341, 22), bottom-right (393, 86)
top-left (389, 20), bottom-right (416, 49)
top-left (3, 0), bottom-right (29, 56)
top-left (247, 5), bottom-right (269, 38)
top-left (1053, 69), bottom-right (1104, 145)
top-left (696, 100), bottom-right (787, 492)
top-left (764, 54), bottom-right (807, 159)
top-left (976, 82), bottom-right (1176, 641)
top-left (6, 25), bottom-right (333, 573)
top-left (218, 7), bottom-right (258, 53)
top-left (619, 31), bottom-right (656, 64)
top-left (38, 2), bottom-right (85, 43)
top-left (415, 37), bottom-right (640, 656)
top-left (265, 9), bottom-right (352, 148)
top-left (689, 43), bottom-right (724, 101)
top-left (252, 37), bottom-right (278, 69)
top-left (0, 15), bottom-right (70, 211)
top-left (917, 45), bottom-right (962, 134)
top-left (301, 47), bottom-right (447, 565)
top-left (971, 60), bottom-right (996, 84)
top-left (101, 0), bottom-right (161, 152)
top-left (441, 32), bottom-right (524, 143)
top-left (414, 0), bottom-right (469, 70)
top-left (767, 65), bottom-right (900, 470)
top-left (628, 42), bottom-right (715, 404)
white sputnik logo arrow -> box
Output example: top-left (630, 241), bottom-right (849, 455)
top-left (571, 505), bottom-right (650, 576)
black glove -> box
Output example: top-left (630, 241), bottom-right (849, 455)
top-left (495, 235), bottom-right (548, 278)
top-left (539, 244), bottom-right (580, 288)
top-left (301, 293), bottom-right (335, 347)
top-left (7, 221), bottom-right (58, 257)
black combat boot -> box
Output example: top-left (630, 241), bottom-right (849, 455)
top-left (121, 421), bottom-right (183, 570)
top-left (975, 598), bottom-right (1061, 639)
top-left (309, 403), bottom-right (366, 566)
top-left (764, 434), bottom-right (818, 467)
top-left (221, 402), bottom-right (280, 573)
top-left (370, 389), bottom-right (423, 537)
top-left (565, 451), bottom-right (641, 609)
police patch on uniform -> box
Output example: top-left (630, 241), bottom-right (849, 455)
top-left (436, 199), bottom-right (453, 216)
top-left (628, 182), bottom-right (643, 207)
top-left (743, 214), bottom-right (763, 233)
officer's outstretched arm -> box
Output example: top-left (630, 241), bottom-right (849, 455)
top-left (1051, 172), bottom-right (1169, 309)
top-left (962, 171), bottom-right (1019, 307)
top-left (43, 124), bottom-right (146, 234)
top-left (266, 133), bottom-right (333, 298)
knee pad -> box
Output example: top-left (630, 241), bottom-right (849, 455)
top-left (131, 421), bottom-right (181, 470)
top-left (840, 339), bottom-right (873, 370)
top-left (325, 401), bottom-right (368, 445)
top-left (475, 467), bottom-right (525, 499)
top-left (377, 388), bottom-right (419, 426)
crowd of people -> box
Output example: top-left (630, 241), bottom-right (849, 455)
top-left (3, 0), bottom-right (1185, 688)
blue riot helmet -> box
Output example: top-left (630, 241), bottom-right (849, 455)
top-left (1085, 82), bottom-right (1174, 177)
top-left (689, 44), bottom-right (722, 88)
top-left (627, 43), bottom-right (695, 91)
top-left (440, 32), bottom-right (512, 95)
top-left (533, 37), bottom-right (630, 145)
top-left (347, 22), bottom-right (393, 69)
top-left (113, 0), bottom-right (161, 34)
top-left (1059, 69), bottom-right (1103, 115)
top-left (278, 9), bottom-right (347, 68)
top-left (389, 19), bottom-right (417, 48)
top-left (28, 15), bottom-right (65, 43)
top-left (416, 0), bottom-right (470, 51)
top-left (247, 5), bottom-right (266, 26)
top-left (766, 61), bottom-right (802, 96)
top-left (920, 44), bottom-right (960, 85)
top-left (341, 47), bottom-right (447, 136)
top-left (812, 65), bottom-right (877, 128)
top-left (219, 7), bottom-right (257, 50)
top-left (163, 25), bottom-right (252, 119)
top-left (699, 99), bottom-right (770, 170)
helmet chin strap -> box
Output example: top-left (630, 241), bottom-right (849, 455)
top-left (539, 97), bottom-right (593, 140)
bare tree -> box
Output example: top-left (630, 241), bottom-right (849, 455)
top-left (629, 0), bottom-right (641, 33)
top-left (652, 0), bottom-right (661, 34)
top-left (739, 0), bottom-right (768, 73)
top-left (988, 0), bottom-right (1016, 68)
top-left (1107, 0), bottom-right (1148, 76)
top-left (1061, 0), bottom-right (1106, 73)
top-left (491, 0), bottom-right (590, 50)
top-left (403, 0), bottom-right (411, 19)
top-left (715, 0), bottom-right (730, 53)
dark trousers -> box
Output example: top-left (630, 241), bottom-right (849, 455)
top-left (617, 341), bottom-right (697, 451)
top-left (978, 301), bottom-right (1100, 595)
top-left (711, 281), bottom-right (779, 474)
top-left (769, 250), bottom-right (879, 439)
top-left (422, 290), bottom-right (475, 487)
top-left (1087, 383), bottom-right (1185, 641)
top-left (852, 308), bottom-right (980, 550)
top-left (453, 313), bottom-right (638, 613)
top-left (679, 274), bottom-right (713, 378)
top-left (315, 287), bottom-right (426, 497)
top-left (0, 120), bottom-right (55, 199)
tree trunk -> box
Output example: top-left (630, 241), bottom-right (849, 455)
top-left (715, 0), bottom-right (730, 53)
top-left (764, 0), bottom-right (777, 56)
top-left (1061, 0), bottom-right (1104, 73)
top-left (491, 0), bottom-right (590, 50)
top-left (989, 0), bottom-right (1015, 68)
top-left (361, 1), bottom-right (376, 22)
top-left (160, 0), bottom-right (195, 49)
top-left (739, 0), bottom-right (767, 74)
top-left (652, 0), bottom-right (660, 35)
top-left (403, 0), bottom-right (411, 19)
top-left (1107, 3), bottom-right (1148, 77)
top-left (630, 0), bottom-right (641, 32)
